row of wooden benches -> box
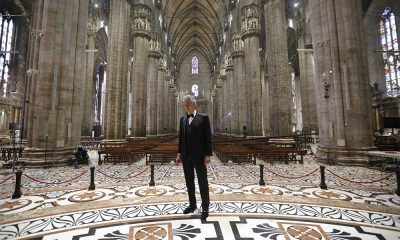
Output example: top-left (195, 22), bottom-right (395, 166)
top-left (213, 135), bottom-right (306, 164)
top-left (97, 135), bottom-right (307, 165)
top-left (214, 144), bottom-right (306, 164)
top-left (98, 135), bottom-right (178, 165)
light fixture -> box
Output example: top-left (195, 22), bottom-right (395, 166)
top-left (95, 3), bottom-right (98, 8)
top-left (294, 2), bottom-right (299, 8)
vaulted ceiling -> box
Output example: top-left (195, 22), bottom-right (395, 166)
top-left (162, 0), bottom-right (230, 72)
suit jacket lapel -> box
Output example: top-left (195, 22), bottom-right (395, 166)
top-left (188, 114), bottom-right (199, 128)
top-left (183, 116), bottom-right (188, 135)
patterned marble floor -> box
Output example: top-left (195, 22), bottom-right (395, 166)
top-left (1, 201), bottom-right (399, 239)
top-left (0, 183), bottom-right (399, 216)
top-left (0, 151), bottom-right (399, 239)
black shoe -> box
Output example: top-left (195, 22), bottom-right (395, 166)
top-left (201, 209), bottom-right (209, 220)
top-left (183, 206), bottom-right (197, 214)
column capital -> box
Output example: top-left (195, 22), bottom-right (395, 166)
top-left (131, 30), bottom-right (151, 39)
top-left (241, 3), bottom-right (261, 39)
top-left (232, 33), bottom-right (244, 50)
top-left (165, 74), bottom-right (172, 82)
top-left (148, 32), bottom-right (161, 58)
top-left (148, 51), bottom-right (161, 58)
top-left (87, 18), bottom-right (96, 37)
top-left (158, 55), bottom-right (168, 69)
top-left (216, 78), bottom-right (223, 88)
top-left (173, 89), bottom-right (179, 97)
top-left (231, 33), bottom-right (244, 57)
top-left (211, 89), bottom-right (216, 97)
top-left (231, 50), bottom-right (245, 58)
top-left (225, 52), bottom-right (233, 71)
top-left (168, 78), bottom-right (176, 88)
top-left (165, 69), bottom-right (173, 80)
top-left (130, 3), bottom-right (152, 33)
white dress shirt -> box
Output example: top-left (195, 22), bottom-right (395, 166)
top-left (188, 110), bottom-right (196, 125)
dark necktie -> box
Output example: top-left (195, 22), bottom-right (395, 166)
top-left (187, 113), bottom-right (194, 118)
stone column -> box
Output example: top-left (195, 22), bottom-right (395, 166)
top-left (264, 0), bottom-right (292, 136)
top-left (81, 19), bottom-right (96, 136)
top-left (167, 78), bottom-right (175, 132)
top-left (173, 89), bottom-right (179, 132)
top-left (310, 0), bottom-right (374, 165)
top-left (130, 3), bottom-right (151, 137)
top-left (163, 71), bottom-right (171, 133)
top-left (157, 57), bottom-right (167, 135)
top-left (103, 0), bottom-right (130, 139)
top-left (241, 3), bottom-right (263, 136)
top-left (226, 54), bottom-right (234, 135)
top-left (11, 18), bottom-right (30, 139)
top-left (364, 1), bottom-right (397, 128)
top-left (222, 74), bottom-right (228, 133)
top-left (170, 86), bottom-right (178, 132)
top-left (364, 0), bottom-right (387, 94)
top-left (23, 0), bottom-right (88, 166)
top-left (211, 88), bottom-right (217, 133)
top-left (216, 78), bottom-right (223, 133)
top-left (298, 45), bottom-right (318, 133)
top-left (166, 78), bottom-right (172, 133)
top-left (146, 33), bottom-right (161, 136)
top-left (0, 109), bottom-right (8, 135)
top-left (261, 70), bottom-right (270, 136)
top-left (232, 34), bottom-right (247, 136)
top-left (296, 3), bottom-right (318, 134)
top-left (294, 75), bottom-right (303, 131)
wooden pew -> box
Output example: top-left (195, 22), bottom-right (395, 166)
top-left (97, 135), bottom-right (178, 165)
top-left (145, 143), bottom-right (178, 165)
top-left (98, 142), bottom-right (127, 164)
top-left (214, 143), bottom-right (256, 164)
top-left (214, 138), bottom-right (307, 165)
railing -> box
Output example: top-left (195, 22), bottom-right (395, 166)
top-left (4, 162), bottom-right (398, 200)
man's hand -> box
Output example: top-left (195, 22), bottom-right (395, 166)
top-left (204, 156), bottom-right (211, 165)
top-left (176, 155), bottom-right (181, 165)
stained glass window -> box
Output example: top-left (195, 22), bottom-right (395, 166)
top-left (0, 14), bottom-right (13, 97)
top-left (191, 84), bottom-right (199, 98)
top-left (380, 7), bottom-right (399, 97)
top-left (191, 56), bottom-right (198, 74)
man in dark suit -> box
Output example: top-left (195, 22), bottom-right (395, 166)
top-left (176, 95), bottom-right (212, 220)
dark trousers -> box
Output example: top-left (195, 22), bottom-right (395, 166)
top-left (182, 157), bottom-right (210, 210)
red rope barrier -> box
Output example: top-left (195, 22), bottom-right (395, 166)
top-left (97, 166), bottom-right (149, 180)
top-left (0, 175), bottom-right (13, 184)
top-left (264, 167), bottom-right (319, 179)
top-left (23, 170), bottom-right (88, 185)
top-left (326, 169), bottom-right (395, 184)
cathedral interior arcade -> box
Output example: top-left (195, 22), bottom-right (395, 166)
top-left (0, 0), bottom-right (399, 239)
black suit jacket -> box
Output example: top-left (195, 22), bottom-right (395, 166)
top-left (178, 113), bottom-right (212, 162)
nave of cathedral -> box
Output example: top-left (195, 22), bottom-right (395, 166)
top-left (0, 0), bottom-right (399, 239)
